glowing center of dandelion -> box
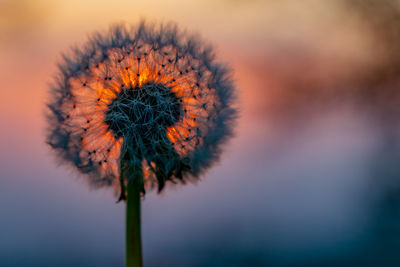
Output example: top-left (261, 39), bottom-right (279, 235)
top-left (105, 82), bottom-right (181, 140)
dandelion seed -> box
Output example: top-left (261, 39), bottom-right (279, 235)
top-left (45, 21), bottom-right (237, 267)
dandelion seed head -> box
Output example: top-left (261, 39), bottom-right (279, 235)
top-left (46, 21), bottom-right (237, 197)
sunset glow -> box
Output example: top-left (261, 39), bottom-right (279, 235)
top-left (46, 23), bottom-right (236, 195)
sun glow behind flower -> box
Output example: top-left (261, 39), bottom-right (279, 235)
top-left (46, 22), bottom-right (237, 196)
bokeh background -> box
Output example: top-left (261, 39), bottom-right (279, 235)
top-left (2, 0), bottom-right (400, 266)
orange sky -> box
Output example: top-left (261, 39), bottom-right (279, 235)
top-left (0, 0), bottom-right (379, 157)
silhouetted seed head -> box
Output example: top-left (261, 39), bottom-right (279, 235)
top-left (46, 21), bottom-right (237, 198)
top-left (105, 82), bottom-right (181, 139)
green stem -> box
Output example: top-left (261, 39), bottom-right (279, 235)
top-left (126, 177), bottom-right (143, 267)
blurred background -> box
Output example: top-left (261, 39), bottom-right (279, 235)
top-left (2, 0), bottom-right (400, 265)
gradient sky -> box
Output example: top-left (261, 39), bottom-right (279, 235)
top-left (1, 0), bottom-right (399, 266)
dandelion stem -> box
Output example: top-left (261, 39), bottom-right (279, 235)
top-left (126, 174), bottom-right (143, 267)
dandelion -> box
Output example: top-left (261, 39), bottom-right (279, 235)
top-left (46, 21), bottom-right (237, 267)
